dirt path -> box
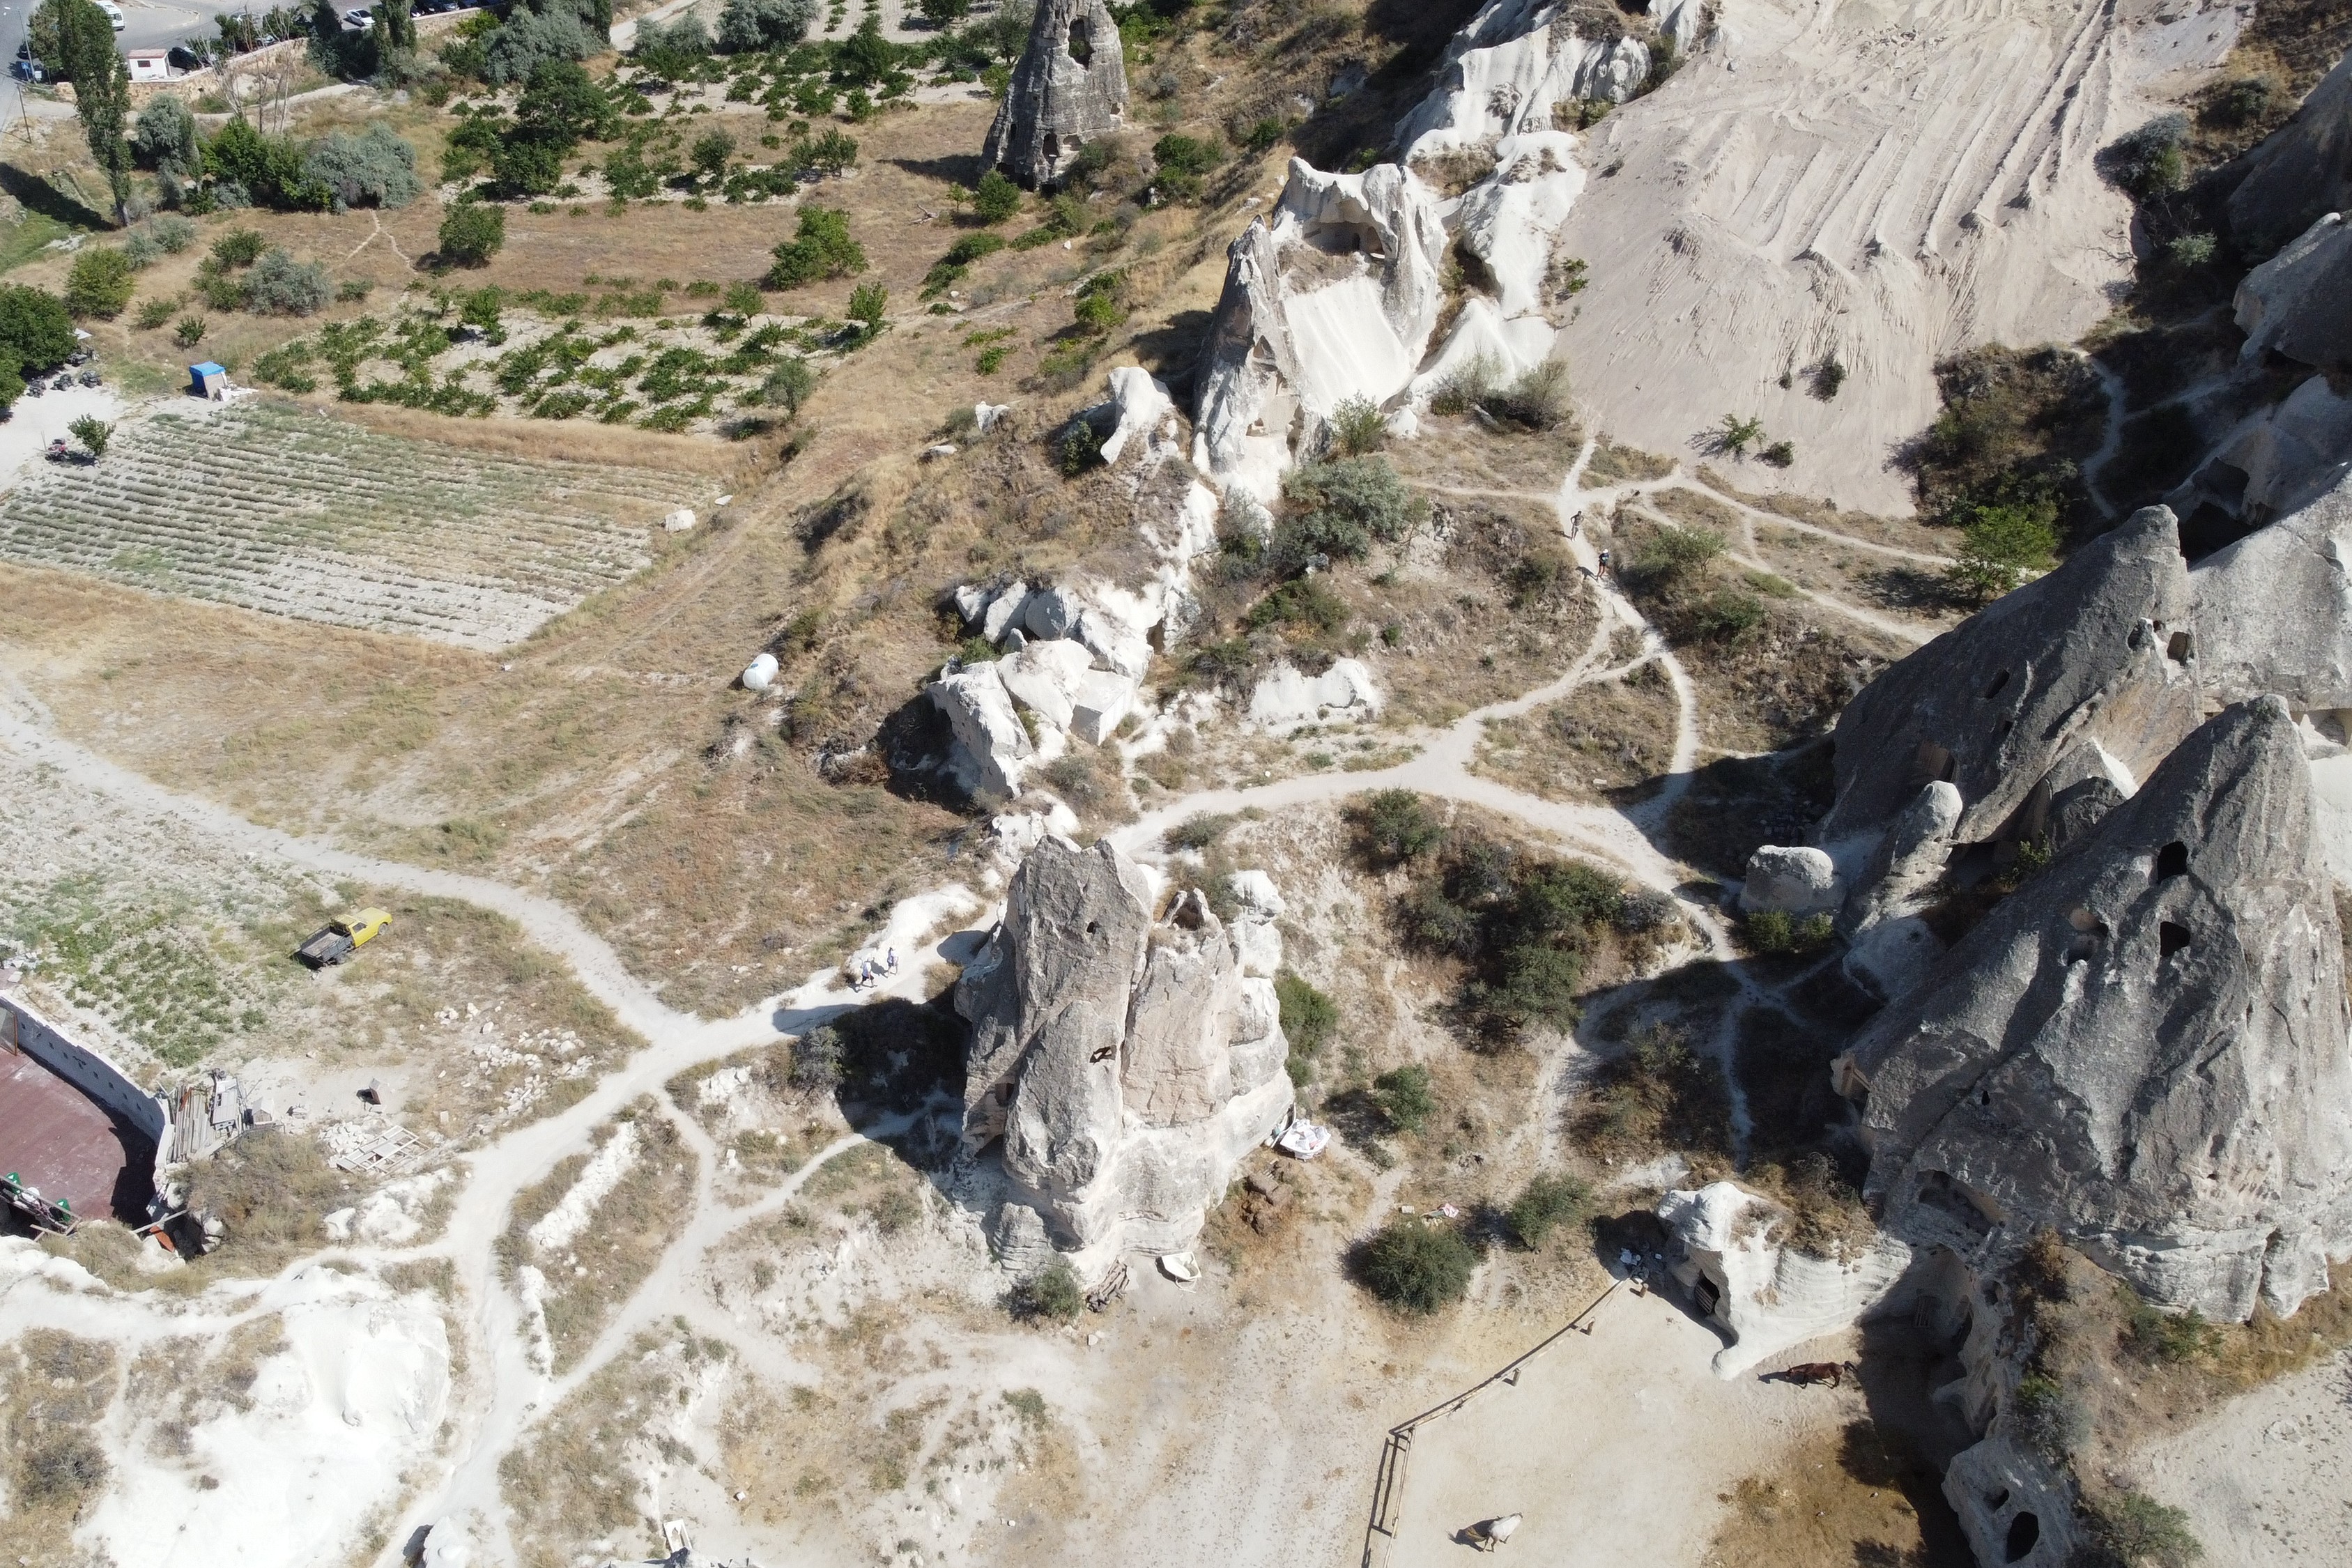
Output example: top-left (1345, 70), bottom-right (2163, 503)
top-left (0, 427), bottom-right (1801, 1558)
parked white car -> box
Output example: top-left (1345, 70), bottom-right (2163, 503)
top-left (95, 0), bottom-right (123, 29)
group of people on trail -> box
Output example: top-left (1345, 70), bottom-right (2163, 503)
top-left (851, 947), bottom-right (899, 990)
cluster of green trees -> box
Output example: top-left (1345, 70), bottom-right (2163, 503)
top-left (0, 284), bottom-right (78, 410)
top-left (1355, 790), bottom-right (1639, 1042)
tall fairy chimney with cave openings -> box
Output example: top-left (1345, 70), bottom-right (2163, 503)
top-left (982, 0), bottom-right (1129, 190)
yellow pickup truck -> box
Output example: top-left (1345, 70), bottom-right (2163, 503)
top-left (296, 908), bottom-right (394, 968)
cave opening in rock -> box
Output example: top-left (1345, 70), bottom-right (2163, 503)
top-left (2156, 840), bottom-right (2188, 881)
top-left (1984, 670), bottom-right (2011, 700)
top-left (2004, 1509), bottom-right (2040, 1562)
top-left (2160, 920), bottom-right (2192, 958)
top-left (1068, 18), bottom-right (1091, 63)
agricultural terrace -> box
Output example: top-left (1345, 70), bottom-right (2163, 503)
top-left (0, 403), bottom-right (714, 647)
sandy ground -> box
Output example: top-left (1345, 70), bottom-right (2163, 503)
top-left (2133, 1348), bottom-right (2352, 1568)
top-left (1555, 0), bottom-right (2242, 514)
top-left (0, 383), bottom-right (127, 479)
top-left (1389, 1287), bottom-right (1854, 1565)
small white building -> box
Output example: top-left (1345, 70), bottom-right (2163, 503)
top-left (125, 49), bottom-right (171, 82)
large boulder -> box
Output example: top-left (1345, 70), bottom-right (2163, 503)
top-left (981, 0), bottom-right (1128, 190)
top-left (1817, 506), bottom-right (2202, 859)
top-left (2192, 469), bottom-right (2352, 712)
top-left (955, 838), bottom-right (1295, 1273)
top-left (1836, 698), bottom-right (2352, 1321)
top-left (1739, 845), bottom-right (1841, 916)
top-left (1192, 160), bottom-right (1450, 497)
top-left (2233, 211), bottom-right (2352, 373)
top-left (929, 661), bottom-right (1035, 797)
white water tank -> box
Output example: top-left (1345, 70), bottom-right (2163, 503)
top-left (741, 652), bottom-right (778, 691)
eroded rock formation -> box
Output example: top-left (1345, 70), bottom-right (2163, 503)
top-left (2192, 470), bottom-right (2352, 713)
top-left (1836, 697), bottom-right (2352, 1321)
top-left (981, 0), bottom-right (1128, 190)
top-left (1817, 507), bottom-right (2202, 853)
top-left (2224, 52), bottom-right (2352, 256)
top-left (1192, 159), bottom-right (1449, 498)
top-left (955, 837), bottom-right (1293, 1275)
top-left (1657, 1182), bottom-right (1918, 1378)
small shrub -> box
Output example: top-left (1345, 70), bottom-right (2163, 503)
top-left (790, 1025), bottom-right (844, 1093)
top-left (210, 228), bottom-right (266, 268)
top-left (1057, 417), bottom-right (1105, 476)
top-left (1372, 1063), bottom-right (1436, 1133)
top-left (63, 249), bottom-right (136, 319)
top-left (1009, 1257), bottom-right (1084, 1322)
top-left (1329, 393), bottom-right (1385, 455)
top-left (67, 416), bottom-right (112, 459)
top-left (1760, 440), bottom-right (1794, 468)
top-left (2163, 231), bottom-right (2216, 271)
top-left (760, 355), bottom-right (815, 414)
top-left (1809, 356), bottom-right (1846, 399)
top-left (2011, 1371), bottom-right (2088, 1457)
top-left (1716, 412), bottom-right (1765, 456)
top-left (1946, 499), bottom-right (2058, 603)
top-left (847, 281), bottom-right (888, 335)
top-left (1275, 456), bottom-right (1427, 565)
top-left (439, 202), bottom-right (507, 266)
top-left (1355, 789), bottom-right (1443, 865)
top-left (2105, 114), bottom-right (2188, 201)
top-left (132, 297), bottom-right (176, 331)
top-left (1506, 1172), bottom-right (1592, 1249)
top-left (244, 249), bottom-right (332, 316)
top-left (2075, 1490), bottom-right (2203, 1568)
top-left (1358, 1222), bottom-right (1477, 1314)
top-left (767, 206), bottom-right (866, 287)
top-left (2122, 1291), bottom-right (2223, 1365)
top-left (1480, 358), bottom-right (1569, 430)
top-left (1429, 353), bottom-right (1499, 415)
top-left (1742, 908), bottom-right (1833, 956)
top-left (1275, 969), bottom-right (1337, 1063)
top-left (971, 168), bottom-right (1021, 224)
top-left (1164, 813), bottom-right (1233, 852)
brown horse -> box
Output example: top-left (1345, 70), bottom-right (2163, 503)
top-left (1765, 1360), bottom-right (1858, 1388)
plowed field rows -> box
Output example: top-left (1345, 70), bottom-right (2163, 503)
top-left (0, 404), bottom-right (712, 648)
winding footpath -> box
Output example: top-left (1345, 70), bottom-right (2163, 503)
top-left (0, 452), bottom-right (1942, 1561)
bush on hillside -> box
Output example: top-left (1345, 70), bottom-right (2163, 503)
top-left (1506, 1172), bottom-right (1592, 1248)
top-left (1008, 1257), bottom-right (1084, 1322)
top-left (1358, 1222), bottom-right (1477, 1314)
top-left (438, 202), bottom-right (507, 266)
top-left (767, 206), bottom-right (866, 287)
top-left (304, 123), bottom-right (422, 210)
top-left (244, 248), bottom-right (332, 316)
top-left (63, 247), bottom-right (135, 318)
top-left (1273, 456), bottom-right (1427, 567)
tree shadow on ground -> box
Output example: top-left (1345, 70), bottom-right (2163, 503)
top-left (0, 162), bottom-right (107, 231)
top-left (890, 152), bottom-right (988, 189)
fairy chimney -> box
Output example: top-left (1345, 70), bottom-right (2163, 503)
top-left (981, 0), bottom-right (1128, 190)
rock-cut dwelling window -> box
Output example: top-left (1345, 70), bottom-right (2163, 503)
top-left (1068, 18), bottom-right (1091, 63)
top-left (2160, 921), bottom-right (2192, 959)
top-left (2004, 1511), bottom-right (2040, 1562)
top-left (1983, 669), bottom-right (2011, 700)
top-left (2167, 630), bottom-right (2193, 663)
top-left (2155, 840), bottom-right (2187, 881)
top-left (1913, 739), bottom-right (1955, 785)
